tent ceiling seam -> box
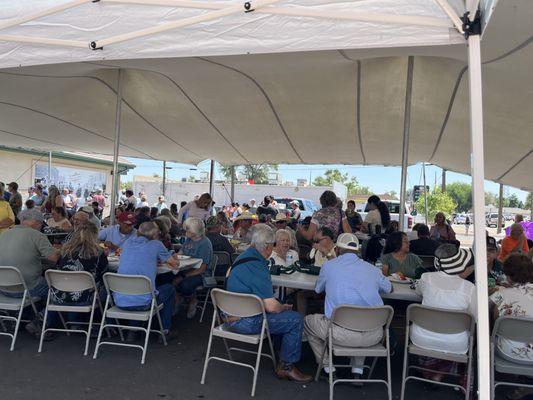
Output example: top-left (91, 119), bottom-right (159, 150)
top-left (0, 127), bottom-right (89, 153)
top-left (0, 70), bottom-right (203, 159)
top-left (0, 101), bottom-right (154, 159)
top-left (338, 50), bottom-right (367, 164)
top-left (496, 149), bottom-right (532, 181)
top-left (197, 56), bottom-right (305, 163)
top-left (430, 34), bottom-right (533, 164)
top-left (84, 61), bottom-right (250, 164)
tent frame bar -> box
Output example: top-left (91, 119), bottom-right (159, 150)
top-left (468, 32), bottom-right (490, 400)
top-left (105, 0), bottom-right (454, 28)
top-left (434, 0), bottom-right (465, 34)
top-left (399, 56), bottom-right (414, 231)
top-left (0, 35), bottom-right (87, 48)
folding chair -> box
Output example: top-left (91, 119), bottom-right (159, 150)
top-left (200, 288), bottom-right (276, 397)
top-left (0, 266), bottom-right (39, 351)
top-left (93, 273), bottom-right (167, 364)
top-left (314, 305), bottom-right (394, 400)
top-left (230, 252), bottom-right (239, 264)
top-left (400, 304), bottom-right (475, 400)
top-left (198, 254), bottom-right (218, 323)
top-left (491, 316), bottom-right (533, 399)
top-left (213, 251), bottom-right (232, 284)
top-left (38, 270), bottom-right (102, 356)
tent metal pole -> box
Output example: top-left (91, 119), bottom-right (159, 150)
top-left (422, 163), bottom-right (428, 226)
top-left (110, 69), bottom-right (123, 226)
top-left (399, 56), bottom-right (414, 231)
top-left (209, 160), bottom-right (215, 196)
top-left (530, 191), bottom-right (533, 222)
top-left (48, 151), bottom-right (52, 187)
top-left (230, 166), bottom-right (235, 203)
top-left (0, 35), bottom-right (87, 48)
top-left (497, 183), bottom-right (504, 234)
top-left (162, 161), bottom-right (167, 197)
top-left (468, 33), bottom-right (490, 400)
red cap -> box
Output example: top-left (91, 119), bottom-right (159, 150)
top-left (118, 212), bottom-right (135, 225)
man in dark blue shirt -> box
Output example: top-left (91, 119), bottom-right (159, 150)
top-left (226, 224), bottom-right (312, 383)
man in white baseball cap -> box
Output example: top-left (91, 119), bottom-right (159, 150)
top-left (304, 232), bottom-right (392, 383)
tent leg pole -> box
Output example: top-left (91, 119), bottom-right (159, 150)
top-left (399, 56), bottom-right (414, 231)
top-left (497, 183), bottom-right (503, 234)
top-left (162, 161), bottom-right (166, 197)
top-left (209, 160), bottom-right (215, 197)
top-left (468, 33), bottom-right (490, 400)
top-left (48, 151), bottom-right (53, 187)
top-left (230, 166), bottom-right (235, 203)
top-left (110, 69), bottom-right (123, 226)
top-left (422, 162), bottom-right (428, 226)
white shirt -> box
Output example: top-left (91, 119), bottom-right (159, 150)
top-left (271, 249), bottom-right (299, 267)
top-left (411, 271), bottom-right (477, 354)
top-left (364, 209), bottom-right (382, 226)
top-left (177, 201), bottom-right (211, 223)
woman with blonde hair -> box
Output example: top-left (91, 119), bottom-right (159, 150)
top-left (53, 222), bottom-right (108, 305)
top-left (177, 193), bottom-right (212, 224)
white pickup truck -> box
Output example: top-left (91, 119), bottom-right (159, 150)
top-left (357, 200), bottom-right (414, 232)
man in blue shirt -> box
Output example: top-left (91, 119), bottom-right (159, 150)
top-left (304, 233), bottom-right (392, 380)
top-left (226, 224), bottom-right (312, 383)
top-left (98, 211), bottom-right (136, 251)
top-left (114, 221), bottom-right (180, 340)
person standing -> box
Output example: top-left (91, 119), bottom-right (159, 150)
top-left (305, 233), bottom-right (392, 380)
top-left (464, 215), bottom-right (471, 236)
top-left (8, 182), bottom-right (23, 218)
top-left (177, 193), bottom-right (212, 224)
top-left (30, 184), bottom-right (46, 207)
top-left (155, 195), bottom-right (168, 213)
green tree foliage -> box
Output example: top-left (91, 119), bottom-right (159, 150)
top-left (220, 164), bottom-right (278, 184)
top-left (415, 189), bottom-right (457, 221)
top-left (312, 169), bottom-right (371, 195)
top-left (525, 193), bottom-right (532, 210)
top-left (446, 182), bottom-right (472, 212)
top-left (506, 193), bottom-right (524, 209)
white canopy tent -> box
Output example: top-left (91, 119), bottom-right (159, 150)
top-left (1, 1), bottom-right (532, 398)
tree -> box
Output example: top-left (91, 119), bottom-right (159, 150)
top-left (313, 169), bottom-right (370, 195)
top-left (120, 181), bottom-right (132, 190)
top-left (506, 193), bottom-right (523, 209)
top-left (220, 164), bottom-right (278, 184)
top-left (152, 173), bottom-right (161, 178)
top-left (415, 189), bottom-right (457, 221)
top-left (526, 193), bottom-right (532, 210)
top-left (445, 182), bottom-right (472, 212)
top-left (187, 175), bottom-right (196, 183)
top-left (485, 191), bottom-right (499, 207)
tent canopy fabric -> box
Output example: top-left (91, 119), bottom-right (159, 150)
top-left (0, 0), bottom-right (531, 192)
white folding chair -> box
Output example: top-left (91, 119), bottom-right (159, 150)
top-left (491, 316), bottom-right (533, 399)
top-left (93, 272), bottom-right (167, 364)
top-left (0, 266), bottom-right (39, 351)
top-left (200, 288), bottom-right (276, 397)
top-left (400, 304), bottom-right (475, 400)
top-left (38, 270), bottom-right (102, 356)
top-left (314, 305), bottom-right (394, 400)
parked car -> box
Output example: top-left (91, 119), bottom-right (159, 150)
top-left (454, 214), bottom-right (467, 224)
top-left (359, 200), bottom-right (413, 231)
top-left (273, 197), bottom-right (320, 220)
top-left (486, 213), bottom-right (499, 228)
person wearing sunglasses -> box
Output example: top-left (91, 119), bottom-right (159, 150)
top-left (311, 227), bottom-right (336, 267)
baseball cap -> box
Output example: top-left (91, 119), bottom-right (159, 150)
top-left (118, 212), bottom-right (135, 225)
top-left (336, 233), bottom-right (360, 251)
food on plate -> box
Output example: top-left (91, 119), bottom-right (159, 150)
top-left (391, 272), bottom-right (407, 281)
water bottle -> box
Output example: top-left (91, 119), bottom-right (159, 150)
top-left (286, 253), bottom-right (294, 266)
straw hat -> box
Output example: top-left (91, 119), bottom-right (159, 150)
top-left (273, 213), bottom-right (290, 223)
top-left (234, 212), bottom-right (255, 222)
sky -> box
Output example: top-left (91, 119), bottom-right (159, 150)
top-left (124, 158), bottom-right (530, 202)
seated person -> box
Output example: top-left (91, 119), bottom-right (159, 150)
top-left (63, 211), bottom-right (90, 243)
top-left (429, 212), bottom-right (457, 243)
top-left (380, 231), bottom-right (423, 279)
top-left (461, 236), bottom-right (506, 293)
top-left (80, 206), bottom-right (101, 230)
top-left (113, 221), bottom-right (179, 340)
top-left (345, 200), bottom-right (363, 232)
top-left (46, 206), bottom-right (72, 231)
top-left (409, 224), bottom-right (440, 256)
top-left (98, 211), bottom-right (136, 251)
top-left (135, 206), bottom-right (152, 228)
top-left (174, 217), bottom-right (213, 319)
top-left (226, 224), bottom-right (312, 383)
top-left (154, 216), bottom-right (172, 250)
top-left (490, 254), bottom-right (533, 365)
top-left (412, 244), bottom-right (477, 382)
top-left (499, 223), bottom-right (529, 261)
top-left (271, 229), bottom-right (299, 266)
top-left (273, 213), bottom-right (298, 249)
top-left (0, 209), bottom-right (59, 301)
top-left (205, 216), bottom-right (235, 255)
top-left (233, 212), bottom-right (255, 243)
top-left (305, 233), bottom-right (392, 380)
top-left (384, 220), bottom-right (400, 235)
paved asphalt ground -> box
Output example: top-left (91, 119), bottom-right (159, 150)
top-left (0, 223), bottom-right (518, 400)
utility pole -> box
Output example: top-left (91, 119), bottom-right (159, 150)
top-left (441, 169), bottom-right (446, 192)
top-left (162, 161), bottom-right (166, 196)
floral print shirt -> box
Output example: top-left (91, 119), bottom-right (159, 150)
top-left (311, 207), bottom-right (346, 240)
top-left (490, 283), bottom-right (533, 363)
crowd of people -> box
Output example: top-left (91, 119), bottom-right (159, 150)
top-left (0, 181), bottom-right (532, 396)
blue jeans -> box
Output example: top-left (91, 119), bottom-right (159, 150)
top-left (227, 310), bottom-right (304, 364)
top-left (118, 284), bottom-right (175, 330)
top-left (0, 276), bottom-right (49, 300)
top-left (176, 275), bottom-right (203, 297)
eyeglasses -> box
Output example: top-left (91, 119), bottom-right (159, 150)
top-left (314, 237), bottom-right (327, 244)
